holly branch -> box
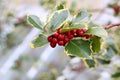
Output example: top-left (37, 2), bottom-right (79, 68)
top-left (104, 22), bottom-right (120, 29)
top-left (27, 6), bottom-right (119, 69)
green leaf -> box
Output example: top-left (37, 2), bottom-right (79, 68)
top-left (27, 15), bottom-right (44, 30)
top-left (30, 33), bottom-right (48, 48)
top-left (90, 36), bottom-right (101, 54)
top-left (96, 58), bottom-right (110, 65)
top-left (65, 39), bottom-right (91, 58)
top-left (98, 46), bottom-right (115, 61)
top-left (108, 3), bottom-right (117, 8)
top-left (88, 21), bottom-right (99, 27)
top-left (72, 23), bottom-right (88, 28)
top-left (101, 47), bottom-right (115, 60)
top-left (72, 10), bottom-right (90, 23)
top-left (69, 55), bottom-right (76, 59)
top-left (105, 36), bottom-right (118, 54)
top-left (83, 58), bottom-right (97, 68)
top-left (56, 4), bottom-right (64, 10)
top-left (61, 27), bottom-right (78, 33)
top-left (48, 9), bottom-right (68, 31)
top-left (85, 27), bottom-right (108, 38)
top-left (112, 72), bottom-right (120, 78)
top-left (61, 23), bottom-right (88, 33)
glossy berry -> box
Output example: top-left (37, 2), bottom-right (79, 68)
top-left (84, 34), bottom-right (92, 39)
top-left (68, 35), bottom-right (74, 39)
top-left (64, 37), bottom-right (69, 43)
top-left (70, 30), bottom-right (76, 35)
top-left (58, 34), bottom-right (64, 40)
top-left (57, 28), bottom-right (61, 33)
top-left (81, 28), bottom-right (87, 33)
top-left (65, 30), bottom-right (71, 35)
top-left (76, 30), bottom-right (84, 36)
top-left (50, 42), bottom-right (56, 48)
top-left (58, 41), bottom-right (64, 46)
top-left (53, 32), bottom-right (59, 38)
top-left (52, 38), bottom-right (57, 43)
top-left (47, 36), bottom-right (52, 42)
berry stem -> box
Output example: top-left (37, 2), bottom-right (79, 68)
top-left (103, 22), bottom-right (120, 29)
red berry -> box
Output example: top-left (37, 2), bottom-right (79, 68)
top-left (70, 30), bottom-right (76, 35)
top-left (58, 34), bottom-right (65, 40)
top-left (47, 36), bottom-right (52, 42)
top-left (53, 32), bottom-right (59, 38)
top-left (76, 29), bottom-right (81, 33)
top-left (76, 29), bottom-right (81, 31)
top-left (50, 43), bottom-right (56, 48)
top-left (65, 31), bottom-right (71, 35)
top-left (58, 41), bottom-right (64, 46)
top-left (81, 28), bottom-right (87, 33)
top-left (68, 35), bottom-right (74, 39)
top-left (84, 34), bottom-right (92, 39)
top-left (52, 38), bottom-right (58, 43)
top-left (57, 28), bottom-right (61, 33)
top-left (76, 30), bottom-right (84, 36)
top-left (64, 37), bottom-right (69, 43)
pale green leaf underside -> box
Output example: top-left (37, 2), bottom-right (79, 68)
top-left (27, 15), bottom-right (44, 30)
top-left (30, 34), bottom-right (48, 48)
top-left (65, 39), bottom-right (91, 58)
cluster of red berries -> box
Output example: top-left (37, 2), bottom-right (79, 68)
top-left (47, 28), bottom-right (92, 48)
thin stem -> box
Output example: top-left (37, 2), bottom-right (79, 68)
top-left (88, 8), bottom-right (105, 12)
top-left (103, 22), bottom-right (120, 29)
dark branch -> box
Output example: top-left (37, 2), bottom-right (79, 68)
top-left (103, 22), bottom-right (120, 29)
top-left (88, 8), bottom-right (105, 12)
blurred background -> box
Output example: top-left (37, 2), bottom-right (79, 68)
top-left (0, 0), bottom-right (120, 80)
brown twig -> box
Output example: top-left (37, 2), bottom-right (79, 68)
top-left (103, 22), bottom-right (120, 29)
top-left (87, 8), bottom-right (105, 12)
